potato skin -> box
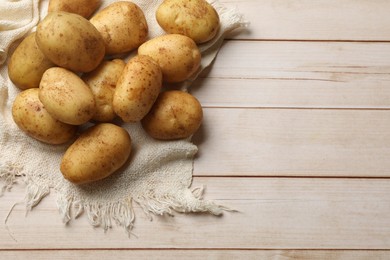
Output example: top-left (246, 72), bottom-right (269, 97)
top-left (156, 0), bottom-right (220, 43)
top-left (113, 55), bottom-right (162, 122)
top-left (141, 90), bottom-right (203, 140)
top-left (36, 11), bottom-right (105, 72)
top-left (82, 59), bottom-right (125, 122)
top-left (8, 33), bottom-right (55, 90)
top-left (60, 123), bottom-right (132, 185)
top-left (48, 0), bottom-right (101, 18)
top-left (12, 88), bottom-right (77, 144)
top-left (39, 67), bottom-right (96, 125)
top-left (90, 1), bottom-right (148, 55)
top-left (137, 34), bottom-right (201, 83)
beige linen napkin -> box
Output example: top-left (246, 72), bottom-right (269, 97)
top-left (0, 0), bottom-right (246, 233)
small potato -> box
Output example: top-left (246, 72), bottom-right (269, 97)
top-left (141, 90), bottom-right (203, 140)
top-left (39, 67), bottom-right (96, 125)
top-left (90, 1), bottom-right (148, 55)
top-left (138, 34), bottom-right (201, 83)
top-left (113, 55), bottom-right (162, 122)
top-left (36, 11), bottom-right (105, 72)
top-left (12, 88), bottom-right (77, 144)
top-left (8, 33), bottom-right (55, 90)
top-left (156, 0), bottom-right (220, 43)
top-left (48, 0), bottom-right (101, 18)
top-left (60, 123), bottom-right (132, 185)
top-left (82, 59), bottom-right (126, 122)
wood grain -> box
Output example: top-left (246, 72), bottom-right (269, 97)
top-left (1, 250), bottom-right (389, 259)
top-left (1, 177), bottom-right (390, 249)
top-left (192, 41), bottom-right (390, 109)
top-left (221, 0), bottom-right (390, 41)
top-left (193, 108), bottom-right (390, 176)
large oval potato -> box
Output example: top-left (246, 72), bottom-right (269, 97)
top-left (137, 34), bottom-right (201, 83)
top-left (39, 67), bottom-right (96, 125)
top-left (48, 0), bottom-right (101, 18)
top-left (82, 59), bottom-right (126, 122)
top-left (12, 88), bottom-right (77, 144)
top-left (60, 123), bottom-right (132, 185)
top-left (8, 33), bottom-right (55, 90)
top-left (36, 11), bottom-right (105, 72)
top-left (90, 1), bottom-right (148, 55)
top-left (113, 55), bottom-right (162, 122)
top-left (141, 90), bottom-right (203, 140)
top-left (156, 0), bottom-right (220, 43)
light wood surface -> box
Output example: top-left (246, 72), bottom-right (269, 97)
top-left (2, 0), bottom-right (390, 259)
top-left (226, 0), bottom-right (390, 41)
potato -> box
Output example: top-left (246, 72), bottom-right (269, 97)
top-left (90, 1), bottom-right (148, 55)
top-left (48, 0), bottom-right (101, 18)
top-left (8, 33), bottom-right (55, 90)
top-left (156, 0), bottom-right (220, 43)
top-left (138, 34), bottom-right (201, 83)
top-left (60, 123), bottom-right (132, 184)
top-left (39, 67), bottom-right (96, 125)
top-left (12, 88), bottom-right (77, 144)
top-left (141, 90), bottom-right (203, 140)
top-left (36, 11), bottom-right (105, 72)
top-left (113, 55), bottom-right (162, 122)
top-left (82, 59), bottom-right (125, 122)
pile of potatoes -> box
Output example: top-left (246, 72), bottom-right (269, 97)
top-left (8, 0), bottom-right (220, 185)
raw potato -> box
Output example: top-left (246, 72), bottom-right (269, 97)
top-left (82, 59), bottom-right (126, 122)
top-left (113, 55), bottom-right (162, 122)
top-left (60, 123), bottom-right (132, 184)
top-left (138, 34), bottom-right (201, 83)
top-left (141, 90), bottom-right (203, 140)
top-left (39, 67), bottom-right (96, 125)
top-left (12, 88), bottom-right (77, 144)
top-left (156, 0), bottom-right (220, 43)
top-left (90, 1), bottom-right (148, 55)
top-left (8, 33), bottom-right (55, 90)
top-left (36, 11), bottom-right (105, 72)
top-left (48, 0), bottom-right (101, 18)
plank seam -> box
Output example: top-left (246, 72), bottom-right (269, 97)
top-left (200, 106), bottom-right (390, 110)
top-left (192, 175), bottom-right (390, 179)
top-left (1, 248), bottom-right (390, 251)
top-left (225, 38), bottom-right (390, 43)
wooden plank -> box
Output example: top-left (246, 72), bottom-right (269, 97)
top-left (221, 0), bottom-right (390, 41)
top-left (1, 249), bottom-right (389, 259)
top-left (191, 41), bottom-right (390, 109)
top-left (193, 77), bottom-right (390, 109)
top-left (1, 177), bottom-right (390, 249)
top-left (193, 108), bottom-right (390, 176)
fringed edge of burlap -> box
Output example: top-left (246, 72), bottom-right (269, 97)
top-left (1, 161), bottom-right (235, 237)
top-left (0, 161), bottom-right (24, 197)
top-left (135, 185), bottom-right (236, 218)
top-left (55, 194), bottom-right (136, 235)
top-left (1, 161), bottom-right (50, 241)
top-left (0, 161), bottom-right (50, 208)
top-left (54, 186), bottom-right (235, 237)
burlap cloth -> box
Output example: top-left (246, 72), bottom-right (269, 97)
top-left (0, 0), bottom-right (246, 234)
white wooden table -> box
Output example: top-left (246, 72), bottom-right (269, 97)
top-left (2, 0), bottom-right (390, 258)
